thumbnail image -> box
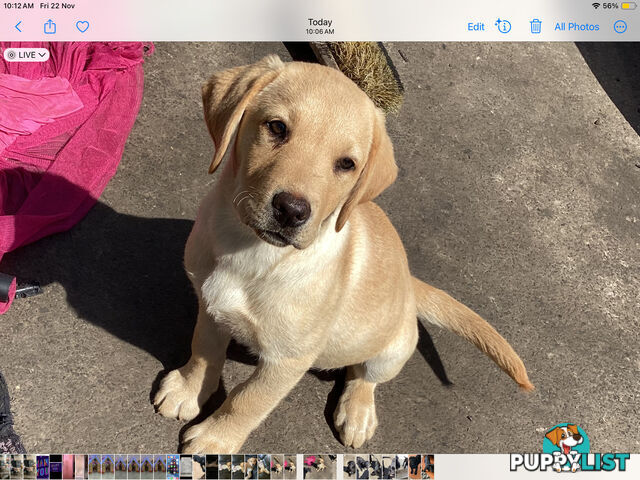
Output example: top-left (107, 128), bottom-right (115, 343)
top-left (88, 456), bottom-right (101, 480)
top-left (127, 457), bottom-right (140, 480)
top-left (420, 457), bottom-right (433, 480)
top-left (256, 455), bottom-right (269, 480)
top-left (62, 456), bottom-right (74, 480)
top-left (302, 456), bottom-right (336, 480)
top-left (204, 456), bottom-right (217, 480)
top-left (217, 456), bottom-right (230, 480)
top-left (179, 456), bottom-right (191, 480)
top-left (282, 457), bottom-right (295, 480)
top-left (407, 457), bottom-right (420, 480)
top-left (380, 457), bottom-right (393, 479)
top-left (102, 457), bottom-right (114, 480)
top-left (75, 455), bottom-right (88, 479)
top-left (355, 456), bottom-right (369, 480)
top-left (140, 457), bottom-right (153, 480)
top-left (11, 455), bottom-right (23, 480)
top-left (36, 457), bottom-right (49, 480)
top-left (153, 456), bottom-right (166, 480)
top-left (343, 456), bottom-right (356, 479)
top-left (49, 457), bottom-right (62, 480)
top-left (166, 456), bottom-right (179, 480)
top-left (393, 456), bottom-right (408, 480)
top-left (23, 456), bottom-right (35, 480)
top-left (190, 458), bottom-right (204, 480)
top-left (1, 455), bottom-right (10, 480)
top-left (367, 455), bottom-right (383, 479)
top-left (230, 457), bottom-right (243, 480)
top-left (268, 456), bottom-right (282, 480)
top-left (243, 456), bottom-right (256, 480)
top-left (115, 457), bottom-right (127, 480)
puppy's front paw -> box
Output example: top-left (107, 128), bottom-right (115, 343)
top-left (334, 387), bottom-right (378, 448)
top-left (181, 416), bottom-right (247, 454)
top-left (153, 368), bottom-right (213, 421)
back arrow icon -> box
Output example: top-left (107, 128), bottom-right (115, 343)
top-left (15, 21), bottom-right (22, 32)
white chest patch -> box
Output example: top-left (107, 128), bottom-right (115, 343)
top-left (202, 268), bottom-right (248, 317)
top-left (200, 259), bottom-right (258, 348)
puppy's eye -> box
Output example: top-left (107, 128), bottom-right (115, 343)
top-left (267, 120), bottom-right (287, 139)
top-left (336, 157), bottom-right (356, 172)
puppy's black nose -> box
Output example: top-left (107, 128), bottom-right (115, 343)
top-left (272, 192), bottom-right (311, 228)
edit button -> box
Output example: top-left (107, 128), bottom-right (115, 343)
top-left (468, 22), bottom-right (485, 31)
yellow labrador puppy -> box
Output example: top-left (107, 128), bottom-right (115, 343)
top-left (153, 55), bottom-right (533, 453)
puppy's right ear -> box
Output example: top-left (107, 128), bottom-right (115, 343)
top-left (202, 55), bottom-right (284, 174)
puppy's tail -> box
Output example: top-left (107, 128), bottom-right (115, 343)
top-left (412, 277), bottom-right (534, 391)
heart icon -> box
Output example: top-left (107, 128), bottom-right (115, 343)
top-left (76, 21), bottom-right (89, 33)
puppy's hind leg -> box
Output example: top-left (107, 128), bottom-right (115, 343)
top-left (333, 364), bottom-right (378, 448)
top-left (154, 302), bottom-right (231, 421)
top-left (334, 323), bottom-right (417, 448)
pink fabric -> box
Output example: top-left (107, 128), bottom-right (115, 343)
top-left (0, 42), bottom-right (153, 313)
top-left (0, 74), bottom-right (83, 148)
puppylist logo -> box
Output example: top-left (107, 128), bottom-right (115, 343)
top-left (510, 423), bottom-right (630, 473)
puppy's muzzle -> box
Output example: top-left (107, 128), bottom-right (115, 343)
top-left (272, 192), bottom-right (311, 228)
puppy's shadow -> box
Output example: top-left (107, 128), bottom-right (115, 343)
top-left (417, 322), bottom-right (452, 387)
top-left (2, 169), bottom-right (197, 370)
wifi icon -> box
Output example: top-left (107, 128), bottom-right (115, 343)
top-left (593, 2), bottom-right (601, 8)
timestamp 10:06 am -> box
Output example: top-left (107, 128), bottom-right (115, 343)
top-left (306, 28), bottom-right (335, 35)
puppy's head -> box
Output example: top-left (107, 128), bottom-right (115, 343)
top-left (202, 55), bottom-right (397, 249)
top-left (545, 425), bottom-right (583, 453)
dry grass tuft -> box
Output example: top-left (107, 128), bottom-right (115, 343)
top-left (328, 42), bottom-right (404, 114)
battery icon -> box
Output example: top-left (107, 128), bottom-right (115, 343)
top-left (622, 2), bottom-right (637, 9)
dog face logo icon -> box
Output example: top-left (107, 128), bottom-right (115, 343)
top-left (546, 424), bottom-right (583, 455)
top-left (543, 423), bottom-right (590, 472)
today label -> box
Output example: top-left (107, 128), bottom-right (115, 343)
top-left (308, 18), bottom-right (333, 28)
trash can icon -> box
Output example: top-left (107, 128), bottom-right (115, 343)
top-left (530, 19), bottom-right (542, 34)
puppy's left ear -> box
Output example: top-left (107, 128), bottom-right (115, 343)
top-left (202, 55), bottom-right (284, 174)
top-left (545, 428), bottom-right (561, 446)
top-left (336, 109), bottom-right (398, 232)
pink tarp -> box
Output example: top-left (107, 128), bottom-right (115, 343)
top-left (0, 42), bottom-right (153, 313)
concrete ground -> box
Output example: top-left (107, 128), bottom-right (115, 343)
top-left (1, 42), bottom-right (639, 454)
